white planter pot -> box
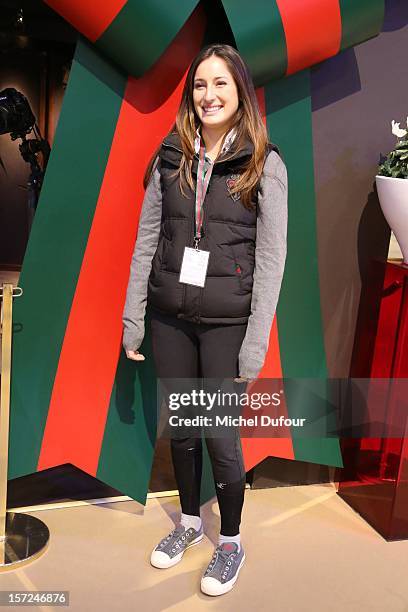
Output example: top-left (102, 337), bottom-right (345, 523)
top-left (376, 175), bottom-right (408, 264)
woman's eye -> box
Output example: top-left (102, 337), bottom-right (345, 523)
top-left (217, 81), bottom-right (226, 86)
top-left (194, 84), bottom-right (205, 89)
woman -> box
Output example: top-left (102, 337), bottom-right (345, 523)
top-left (122, 43), bottom-right (287, 596)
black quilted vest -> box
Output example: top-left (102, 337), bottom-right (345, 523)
top-left (147, 132), bottom-right (278, 324)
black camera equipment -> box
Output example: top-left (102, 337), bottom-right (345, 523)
top-left (0, 87), bottom-right (50, 220)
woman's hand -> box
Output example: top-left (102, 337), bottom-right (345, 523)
top-left (125, 349), bottom-right (145, 361)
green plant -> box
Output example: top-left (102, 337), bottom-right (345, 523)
top-left (378, 118), bottom-right (408, 178)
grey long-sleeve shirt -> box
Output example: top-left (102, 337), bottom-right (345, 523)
top-left (122, 150), bottom-right (288, 379)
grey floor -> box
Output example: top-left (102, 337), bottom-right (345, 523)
top-left (1, 484), bottom-right (408, 611)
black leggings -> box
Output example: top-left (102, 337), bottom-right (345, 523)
top-left (150, 308), bottom-right (247, 536)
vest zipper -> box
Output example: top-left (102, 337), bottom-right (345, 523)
top-left (162, 141), bottom-right (212, 324)
top-left (196, 165), bottom-right (216, 324)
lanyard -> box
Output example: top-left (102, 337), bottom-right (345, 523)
top-left (194, 143), bottom-right (213, 249)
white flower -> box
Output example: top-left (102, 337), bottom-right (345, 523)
top-left (391, 120), bottom-right (407, 138)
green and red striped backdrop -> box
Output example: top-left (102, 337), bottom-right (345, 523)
top-left (9, 0), bottom-right (384, 502)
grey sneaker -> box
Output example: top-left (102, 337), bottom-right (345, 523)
top-left (150, 524), bottom-right (203, 569)
top-left (200, 542), bottom-right (245, 596)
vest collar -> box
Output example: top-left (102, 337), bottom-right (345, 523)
top-left (193, 126), bottom-right (237, 157)
top-left (162, 130), bottom-right (254, 163)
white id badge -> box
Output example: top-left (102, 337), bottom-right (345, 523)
top-left (179, 247), bottom-right (210, 287)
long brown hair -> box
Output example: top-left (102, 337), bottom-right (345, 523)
top-left (144, 44), bottom-right (269, 209)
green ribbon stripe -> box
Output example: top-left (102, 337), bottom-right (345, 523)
top-left (96, 0), bottom-right (200, 77)
top-left (339, 0), bottom-right (385, 51)
top-left (265, 71), bottom-right (343, 467)
top-left (97, 314), bottom-right (158, 504)
top-left (220, 0), bottom-right (287, 85)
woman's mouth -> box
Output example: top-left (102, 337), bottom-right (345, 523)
top-left (202, 105), bottom-right (223, 115)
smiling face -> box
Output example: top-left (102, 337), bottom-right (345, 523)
top-left (192, 55), bottom-right (239, 134)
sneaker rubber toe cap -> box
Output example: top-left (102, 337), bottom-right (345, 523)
top-left (200, 577), bottom-right (226, 596)
top-left (150, 550), bottom-right (174, 569)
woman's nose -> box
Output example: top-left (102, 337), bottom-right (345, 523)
top-left (204, 86), bottom-right (216, 102)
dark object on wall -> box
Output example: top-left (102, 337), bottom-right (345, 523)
top-left (0, 1), bottom-right (76, 266)
top-left (0, 87), bottom-right (50, 228)
top-left (0, 87), bottom-right (35, 137)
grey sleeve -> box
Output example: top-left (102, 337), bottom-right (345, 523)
top-left (122, 161), bottom-right (162, 352)
top-left (238, 150), bottom-right (288, 379)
